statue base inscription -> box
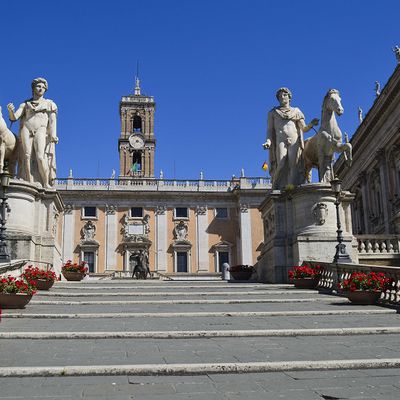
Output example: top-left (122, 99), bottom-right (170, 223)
top-left (256, 183), bottom-right (358, 283)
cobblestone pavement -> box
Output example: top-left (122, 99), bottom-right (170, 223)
top-left (0, 279), bottom-right (400, 399)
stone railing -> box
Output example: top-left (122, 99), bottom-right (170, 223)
top-left (305, 261), bottom-right (400, 305)
top-left (355, 235), bottom-right (400, 266)
top-left (356, 235), bottom-right (400, 254)
top-left (55, 177), bottom-right (271, 192)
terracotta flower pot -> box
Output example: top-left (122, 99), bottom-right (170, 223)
top-left (0, 293), bottom-right (33, 309)
top-left (35, 279), bottom-right (55, 290)
top-left (346, 291), bottom-right (381, 305)
top-left (293, 278), bottom-right (319, 289)
top-left (62, 271), bottom-right (85, 281)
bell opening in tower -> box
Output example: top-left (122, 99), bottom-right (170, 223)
top-left (132, 115), bottom-right (142, 132)
top-left (131, 151), bottom-right (142, 175)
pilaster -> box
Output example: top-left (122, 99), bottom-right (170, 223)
top-left (239, 203), bottom-right (253, 265)
top-left (155, 206), bottom-right (167, 271)
top-left (196, 206), bottom-right (209, 272)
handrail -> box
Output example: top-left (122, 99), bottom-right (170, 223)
top-left (304, 261), bottom-right (400, 305)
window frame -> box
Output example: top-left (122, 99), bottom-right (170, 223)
top-left (82, 206), bottom-right (98, 220)
top-left (174, 207), bottom-right (189, 219)
top-left (130, 207), bottom-right (144, 219)
top-left (215, 207), bottom-right (229, 219)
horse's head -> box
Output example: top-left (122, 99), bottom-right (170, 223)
top-left (324, 89), bottom-right (344, 116)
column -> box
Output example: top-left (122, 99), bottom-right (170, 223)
top-left (155, 206), bottom-right (167, 271)
top-left (239, 203), bottom-right (253, 265)
top-left (62, 205), bottom-right (75, 262)
top-left (105, 205), bottom-right (117, 270)
top-left (196, 206), bottom-right (208, 272)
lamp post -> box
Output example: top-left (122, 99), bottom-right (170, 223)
top-left (330, 178), bottom-right (352, 264)
top-left (0, 165), bottom-right (11, 263)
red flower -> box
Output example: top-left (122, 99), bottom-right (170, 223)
top-left (288, 264), bottom-right (322, 280)
top-left (339, 271), bottom-right (391, 292)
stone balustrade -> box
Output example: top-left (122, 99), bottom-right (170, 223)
top-left (305, 261), bottom-right (400, 305)
top-left (55, 177), bottom-right (271, 192)
top-left (354, 235), bottom-right (400, 266)
top-left (356, 235), bottom-right (400, 254)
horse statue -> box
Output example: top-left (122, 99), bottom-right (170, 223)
top-left (130, 250), bottom-right (150, 280)
top-left (303, 89), bottom-right (352, 183)
top-left (0, 106), bottom-right (18, 175)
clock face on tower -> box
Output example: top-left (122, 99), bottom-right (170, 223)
top-left (129, 134), bottom-right (144, 150)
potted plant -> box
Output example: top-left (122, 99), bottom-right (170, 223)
top-left (22, 266), bottom-right (57, 290)
top-left (0, 275), bottom-right (37, 309)
top-left (340, 271), bottom-right (391, 305)
top-left (228, 265), bottom-right (254, 281)
top-left (288, 264), bottom-right (322, 289)
top-left (62, 260), bottom-right (88, 281)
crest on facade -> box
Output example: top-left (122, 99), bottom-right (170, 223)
top-left (312, 203), bottom-right (328, 225)
top-left (81, 220), bottom-right (97, 243)
top-left (174, 220), bottom-right (188, 241)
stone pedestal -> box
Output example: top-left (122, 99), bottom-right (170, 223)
top-left (256, 183), bottom-right (358, 283)
top-left (5, 180), bottom-right (64, 274)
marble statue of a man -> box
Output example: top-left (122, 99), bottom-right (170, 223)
top-left (263, 87), bottom-right (318, 190)
top-left (7, 77), bottom-right (58, 188)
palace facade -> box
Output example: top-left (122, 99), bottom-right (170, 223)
top-left (56, 80), bottom-right (269, 275)
top-left (335, 64), bottom-right (400, 266)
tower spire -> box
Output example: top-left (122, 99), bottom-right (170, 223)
top-left (134, 60), bottom-right (141, 95)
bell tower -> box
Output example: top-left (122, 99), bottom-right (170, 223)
top-left (118, 77), bottom-right (156, 178)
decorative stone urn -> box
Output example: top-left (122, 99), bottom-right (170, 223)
top-left (62, 271), bottom-right (85, 281)
top-left (346, 291), bottom-right (381, 305)
top-left (0, 293), bottom-right (33, 309)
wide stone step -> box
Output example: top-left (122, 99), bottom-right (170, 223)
top-left (1, 369), bottom-right (399, 399)
top-left (2, 333), bottom-right (400, 367)
top-left (2, 326), bottom-right (400, 339)
top-left (2, 359), bottom-right (400, 379)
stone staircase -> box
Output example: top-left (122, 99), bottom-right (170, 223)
top-left (1, 280), bottom-right (400, 399)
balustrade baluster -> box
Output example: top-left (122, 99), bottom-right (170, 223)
top-left (366, 239), bottom-right (372, 253)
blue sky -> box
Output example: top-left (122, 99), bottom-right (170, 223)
top-left (0, 0), bottom-right (399, 180)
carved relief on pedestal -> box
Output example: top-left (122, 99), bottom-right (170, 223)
top-left (312, 203), bottom-right (328, 225)
top-left (52, 206), bottom-right (59, 236)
